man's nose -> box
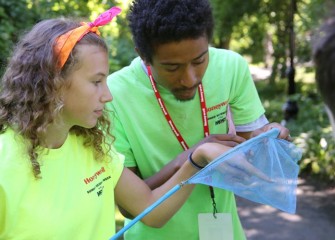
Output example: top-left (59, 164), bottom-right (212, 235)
top-left (180, 65), bottom-right (197, 88)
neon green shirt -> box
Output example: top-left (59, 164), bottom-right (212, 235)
top-left (0, 128), bottom-right (124, 240)
top-left (107, 48), bottom-right (265, 240)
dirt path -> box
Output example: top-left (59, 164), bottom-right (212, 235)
top-left (237, 177), bottom-right (335, 240)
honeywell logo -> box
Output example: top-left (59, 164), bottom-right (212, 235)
top-left (84, 167), bottom-right (105, 184)
top-left (207, 100), bottom-right (228, 112)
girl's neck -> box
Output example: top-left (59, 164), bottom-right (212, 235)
top-left (41, 123), bottom-right (70, 149)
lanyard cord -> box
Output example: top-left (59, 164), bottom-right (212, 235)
top-left (147, 65), bottom-right (217, 218)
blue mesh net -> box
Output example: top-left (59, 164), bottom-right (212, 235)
top-left (187, 128), bottom-right (302, 214)
top-left (111, 128), bottom-right (303, 239)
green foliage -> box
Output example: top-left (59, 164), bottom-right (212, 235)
top-left (0, 0), bottom-right (39, 75)
top-left (210, 0), bottom-right (261, 49)
top-left (255, 73), bottom-right (335, 181)
top-left (230, 14), bottom-right (268, 64)
top-left (1, 0), bottom-right (334, 77)
top-left (294, 0), bottom-right (332, 63)
top-left (104, 1), bottom-right (137, 72)
top-left (0, 0), bottom-right (135, 76)
top-left (228, 0), bottom-right (333, 84)
top-left (29, 0), bottom-right (91, 19)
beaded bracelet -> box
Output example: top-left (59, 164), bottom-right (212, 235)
top-left (188, 152), bottom-right (204, 170)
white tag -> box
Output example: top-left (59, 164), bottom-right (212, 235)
top-left (198, 213), bottom-right (234, 240)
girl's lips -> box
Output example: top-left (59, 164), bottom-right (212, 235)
top-left (94, 110), bottom-right (103, 117)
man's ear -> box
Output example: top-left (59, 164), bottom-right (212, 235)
top-left (135, 47), bottom-right (150, 66)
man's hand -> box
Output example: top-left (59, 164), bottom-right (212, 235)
top-left (197, 133), bottom-right (246, 147)
top-left (192, 142), bottom-right (272, 183)
top-left (178, 134), bottom-right (246, 165)
top-left (143, 133), bottom-right (245, 191)
top-left (250, 122), bottom-right (291, 141)
top-left (176, 134), bottom-right (246, 168)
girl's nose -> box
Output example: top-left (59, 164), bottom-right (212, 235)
top-left (101, 84), bottom-right (113, 103)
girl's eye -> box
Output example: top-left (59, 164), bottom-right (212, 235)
top-left (93, 80), bottom-right (101, 86)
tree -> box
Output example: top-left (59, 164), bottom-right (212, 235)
top-left (210, 0), bottom-right (261, 49)
top-left (0, 0), bottom-right (39, 75)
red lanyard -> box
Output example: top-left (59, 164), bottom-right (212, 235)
top-left (147, 65), bottom-right (209, 150)
top-left (146, 65), bottom-right (218, 217)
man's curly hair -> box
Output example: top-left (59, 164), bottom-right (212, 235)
top-left (128, 0), bottom-right (214, 63)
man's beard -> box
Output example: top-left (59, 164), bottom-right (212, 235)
top-left (171, 84), bottom-right (200, 101)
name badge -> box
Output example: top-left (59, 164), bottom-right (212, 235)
top-left (198, 213), bottom-right (234, 240)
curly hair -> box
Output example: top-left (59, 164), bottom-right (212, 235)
top-left (0, 18), bottom-right (114, 178)
top-left (313, 14), bottom-right (335, 118)
top-left (128, 0), bottom-right (214, 63)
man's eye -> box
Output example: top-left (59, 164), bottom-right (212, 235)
top-left (193, 59), bottom-right (205, 65)
top-left (165, 66), bottom-right (179, 72)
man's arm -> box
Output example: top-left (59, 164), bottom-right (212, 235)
top-left (118, 133), bottom-right (245, 219)
top-left (144, 122), bottom-right (291, 190)
top-left (144, 133), bottom-right (246, 189)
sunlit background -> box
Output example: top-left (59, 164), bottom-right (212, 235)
top-left (1, 0), bottom-right (334, 237)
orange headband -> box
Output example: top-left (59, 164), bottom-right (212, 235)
top-left (54, 6), bottom-right (121, 69)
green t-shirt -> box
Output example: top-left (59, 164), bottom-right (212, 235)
top-left (0, 128), bottom-right (124, 240)
top-left (107, 48), bottom-right (265, 240)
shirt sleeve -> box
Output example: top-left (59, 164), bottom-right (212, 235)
top-left (235, 114), bottom-right (269, 132)
top-left (229, 55), bottom-right (266, 125)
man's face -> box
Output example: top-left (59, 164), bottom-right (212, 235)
top-left (148, 36), bottom-right (209, 101)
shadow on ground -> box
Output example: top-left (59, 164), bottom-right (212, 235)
top-left (237, 177), bottom-right (335, 240)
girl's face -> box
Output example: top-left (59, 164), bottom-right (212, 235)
top-left (61, 44), bottom-right (112, 129)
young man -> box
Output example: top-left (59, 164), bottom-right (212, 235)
top-left (313, 13), bottom-right (335, 138)
top-left (107, 0), bottom-right (290, 239)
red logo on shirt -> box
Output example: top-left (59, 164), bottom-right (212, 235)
top-left (84, 167), bottom-right (105, 184)
top-left (207, 101), bottom-right (228, 112)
